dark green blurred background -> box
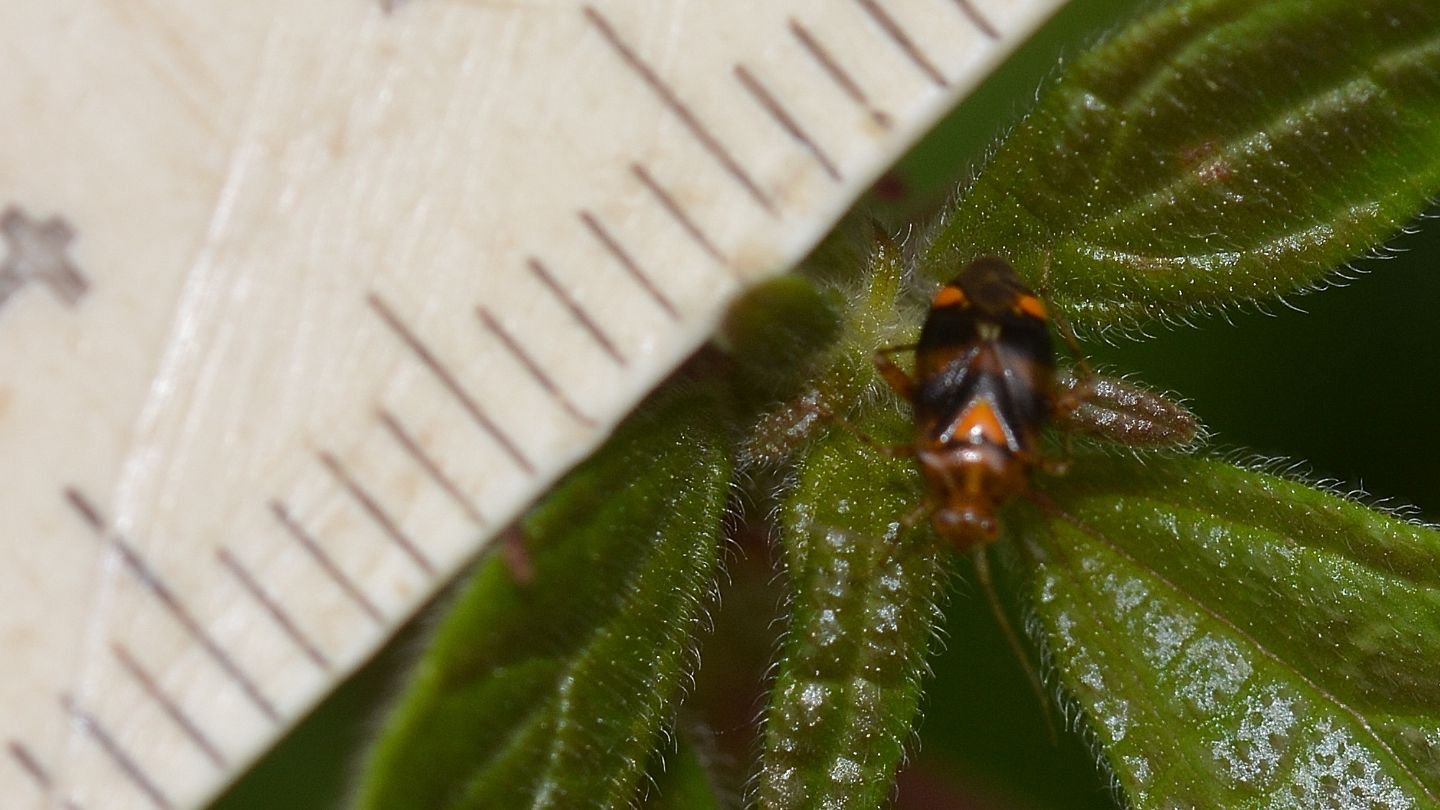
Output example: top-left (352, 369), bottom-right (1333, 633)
top-left (210, 1), bottom-right (1440, 807)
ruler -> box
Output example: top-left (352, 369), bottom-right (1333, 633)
top-left (0, 1), bottom-right (1065, 808)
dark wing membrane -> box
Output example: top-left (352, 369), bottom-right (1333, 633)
top-left (915, 302), bottom-right (979, 354)
top-left (992, 312), bottom-right (1055, 433)
top-left (913, 300), bottom-right (982, 435)
top-left (912, 342), bottom-right (984, 437)
top-left (992, 341), bottom-right (1052, 445)
top-left (913, 314), bottom-right (1055, 450)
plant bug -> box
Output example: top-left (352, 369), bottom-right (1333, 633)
top-left (873, 256), bottom-right (1075, 549)
top-left (872, 255), bottom-right (1201, 545)
top-left (869, 255), bottom-right (1200, 736)
top-left (869, 255), bottom-right (1087, 737)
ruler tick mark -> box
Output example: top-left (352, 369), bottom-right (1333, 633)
top-left (66, 489), bottom-right (103, 531)
top-left (577, 210), bottom-right (680, 321)
top-left (63, 488), bottom-right (283, 725)
top-left (582, 5), bottom-right (776, 216)
top-left (270, 500), bottom-right (387, 627)
top-left (111, 643), bottom-right (228, 769)
top-left (853, 0), bottom-right (949, 88)
top-left (788, 19), bottom-right (893, 130)
top-left (734, 64), bottom-right (842, 181)
top-left (479, 306), bottom-right (598, 427)
top-left (368, 293), bottom-right (536, 475)
top-left (953, 0), bottom-right (1000, 40)
top-left (631, 164), bottom-right (729, 268)
top-left (9, 740), bottom-right (84, 810)
top-left (8, 741), bottom-right (54, 792)
top-left (319, 450), bottom-right (437, 576)
top-left (217, 548), bottom-right (332, 673)
top-left (62, 694), bottom-right (174, 810)
top-left (378, 409), bottom-right (487, 527)
top-left (526, 257), bottom-right (627, 367)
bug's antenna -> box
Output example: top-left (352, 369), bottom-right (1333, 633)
top-left (971, 546), bottom-right (1059, 744)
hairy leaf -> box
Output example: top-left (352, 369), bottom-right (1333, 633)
top-left (1054, 369), bottom-right (1204, 449)
top-left (720, 275), bottom-right (845, 404)
top-left (743, 230), bottom-right (914, 470)
top-left (926, 0), bottom-right (1440, 332)
top-left (1014, 451), bottom-right (1440, 807)
top-left (355, 387), bottom-right (730, 810)
top-left (643, 737), bottom-right (725, 810)
top-left (758, 426), bottom-right (949, 810)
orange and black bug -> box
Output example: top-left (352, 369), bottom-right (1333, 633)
top-left (862, 255), bottom-right (1196, 734)
top-left (868, 255), bottom-right (1082, 736)
top-left (873, 256), bottom-right (1072, 550)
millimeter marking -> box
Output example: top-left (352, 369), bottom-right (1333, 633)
top-left (377, 409), bottom-right (487, 527)
top-left (787, 19), bottom-right (893, 130)
top-left (478, 307), bottom-right (597, 427)
top-left (582, 5), bottom-right (777, 216)
top-left (317, 451), bottom-right (436, 576)
top-left (62, 694), bottom-right (174, 810)
top-left (577, 210), bottom-right (680, 322)
top-left (630, 164), bottom-right (729, 267)
top-left (269, 500), bottom-right (387, 626)
top-left (216, 548), bottom-right (333, 673)
top-left (853, 0), bottom-right (949, 87)
top-left (525, 257), bottom-right (627, 367)
top-left (8, 741), bottom-right (84, 810)
top-left (63, 489), bottom-right (283, 725)
top-left (367, 292), bottom-right (536, 475)
top-left (734, 64), bottom-right (842, 181)
top-left (953, 0), bottom-right (1001, 39)
top-left (110, 643), bottom-right (228, 770)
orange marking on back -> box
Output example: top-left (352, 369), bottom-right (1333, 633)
top-left (932, 285), bottom-right (968, 309)
top-left (1014, 293), bottom-right (1047, 319)
top-left (956, 399), bottom-right (1007, 446)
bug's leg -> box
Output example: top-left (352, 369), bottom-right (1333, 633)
top-left (1018, 444), bottom-right (1069, 479)
top-left (971, 545), bottom-right (1059, 744)
top-left (1050, 309), bottom-right (1093, 381)
top-left (801, 391), bottom-right (913, 458)
top-left (873, 344), bottom-right (919, 399)
top-left (900, 500), bottom-right (930, 531)
top-left (1036, 254), bottom-right (1093, 468)
top-left (1040, 287), bottom-right (1095, 437)
top-left (1048, 371), bottom-right (1097, 465)
top-left (790, 343), bottom-right (918, 457)
top-left (1035, 254), bottom-right (1091, 465)
top-left (1035, 252), bottom-right (1094, 386)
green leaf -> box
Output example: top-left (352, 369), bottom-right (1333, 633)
top-left (743, 231), bottom-right (914, 471)
top-left (354, 387), bottom-right (731, 810)
top-left (758, 426), bottom-right (949, 810)
top-left (1013, 450), bottom-right (1440, 807)
top-left (926, 0), bottom-right (1440, 332)
top-left (719, 275), bottom-right (845, 404)
top-left (642, 735), bottom-right (725, 810)
top-left (1054, 369), bottom-right (1205, 449)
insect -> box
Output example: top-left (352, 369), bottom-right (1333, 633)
top-left (873, 256), bottom-right (1072, 549)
